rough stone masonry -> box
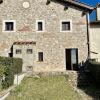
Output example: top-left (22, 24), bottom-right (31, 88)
top-left (0, 0), bottom-right (93, 72)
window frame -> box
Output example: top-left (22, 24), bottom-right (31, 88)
top-left (26, 49), bottom-right (33, 54)
top-left (60, 20), bottom-right (72, 32)
top-left (3, 20), bottom-right (16, 32)
top-left (15, 49), bottom-right (22, 54)
top-left (38, 52), bottom-right (43, 62)
top-left (36, 20), bottom-right (45, 32)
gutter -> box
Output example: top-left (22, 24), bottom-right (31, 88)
top-left (86, 13), bottom-right (91, 59)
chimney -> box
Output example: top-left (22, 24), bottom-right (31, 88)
top-left (96, 3), bottom-right (100, 21)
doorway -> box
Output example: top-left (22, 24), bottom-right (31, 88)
top-left (65, 48), bottom-right (78, 70)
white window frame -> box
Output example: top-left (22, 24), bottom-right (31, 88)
top-left (15, 49), bottom-right (22, 54)
top-left (60, 20), bottom-right (72, 32)
top-left (36, 20), bottom-right (45, 32)
top-left (3, 20), bottom-right (16, 32)
top-left (26, 49), bottom-right (33, 54)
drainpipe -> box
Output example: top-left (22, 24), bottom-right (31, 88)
top-left (86, 13), bottom-right (90, 59)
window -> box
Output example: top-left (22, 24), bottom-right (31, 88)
top-left (38, 22), bottom-right (43, 31)
top-left (5, 22), bottom-right (14, 31)
top-left (38, 52), bottom-right (43, 61)
top-left (62, 22), bottom-right (70, 31)
top-left (3, 20), bottom-right (16, 32)
top-left (27, 49), bottom-right (33, 54)
top-left (60, 20), bottom-right (72, 32)
top-left (16, 49), bottom-right (22, 54)
top-left (36, 20), bottom-right (44, 32)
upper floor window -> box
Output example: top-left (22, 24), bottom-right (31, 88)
top-left (3, 20), bottom-right (16, 32)
top-left (5, 22), bottom-right (14, 31)
top-left (36, 20), bottom-right (45, 32)
top-left (60, 20), bottom-right (72, 32)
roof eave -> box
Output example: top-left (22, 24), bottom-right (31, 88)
top-left (63, 0), bottom-right (94, 12)
top-left (50, 0), bottom-right (94, 12)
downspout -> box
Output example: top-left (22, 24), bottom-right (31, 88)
top-left (86, 13), bottom-right (90, 59)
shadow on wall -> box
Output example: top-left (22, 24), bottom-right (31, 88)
top-left (77, 60), bottom-right (100, 100)
top-left (0, 0), bottom-right (3, 4)
top-left (8, 46), bottom-right (13, 57)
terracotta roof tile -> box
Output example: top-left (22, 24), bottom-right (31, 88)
top-left (13, 41), bottom-right (36, 45)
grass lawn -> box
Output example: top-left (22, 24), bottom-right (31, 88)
top-left (6, 75), bottom-right (81, 100)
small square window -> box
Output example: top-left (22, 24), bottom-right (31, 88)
top-left (16, 49), bottom-right (22, 54)
top-left (60, 20), bottom-right (72, 32)
top-left (62, 22), bottom-right (70, 31)
top-left (27, 49), bottom-right (33, 54)
top-left (38, 52), bottom-right (43, 61)
top-left (3, 20), bottom-right (16, 32)
top-left (5, 22), bottom-right (14, 31)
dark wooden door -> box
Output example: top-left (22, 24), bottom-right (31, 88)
top-left (65, 49), bottom-right (72, 70)
top-left (65, 48), bottom-right (78, 70)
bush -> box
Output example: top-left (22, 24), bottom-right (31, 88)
top-left (0, 64), bottom-right (5, 79)
top-left (2, 69), bottom-right (14, 89)
top-left (88, 60), bottom-right (100, 84)
top-left (0, 57), bottom-right (22, 74)
top-left (0, 57), bottom-right (22, 89)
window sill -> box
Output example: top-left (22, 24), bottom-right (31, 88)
top-left (36, 30), bottom-right (44, 33)
top-left (60, 30), bottom-right (72, 32)
top-left (2, 30), bottom-right (16, 32)
top-left (37, 61), bottom-right (43, 62)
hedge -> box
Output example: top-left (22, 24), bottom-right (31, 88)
top-left (87, 60), bottom-right (100, 84)
top-left (0, 56), bottom-right (22, 89)
top-left (0, 64), bottom-right (5, 80)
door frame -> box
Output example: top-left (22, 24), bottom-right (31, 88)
top-left (65, 48), bottom-right (78, 70)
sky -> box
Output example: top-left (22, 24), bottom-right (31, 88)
top-left (80, 0), bottom-right (100, 21)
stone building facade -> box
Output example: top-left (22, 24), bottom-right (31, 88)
top-left (90, 4), bottom-right (100, 62)
top-left (0, 0), bottom-right (93, 72)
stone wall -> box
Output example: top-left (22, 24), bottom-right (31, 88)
top-left (90, 25), bottom-right (100, 62)
top-left (0, 0), bottom-right (88, 72)
top-left (96, 7), bottom-right (100, 21)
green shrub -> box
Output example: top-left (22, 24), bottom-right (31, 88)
top-left (11, 58), bottom-right (22, 74)
top-left (0, 56), bottom-right (22, 89)
top-left (0, 57), bottom-right (22, 74)
top-left (2, 69), bottom-right (14, 89)
top-left (0, 64), bottom-right (5, 79)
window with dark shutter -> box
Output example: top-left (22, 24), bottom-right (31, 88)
top-left (62, 22), bottom-right (70, 31)
top-left (38, 22), bottom-right (43, 31)
top-left (38, 52), bottom-right (43, 61)
top-left (5, 22), bottom-right (14, 31)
